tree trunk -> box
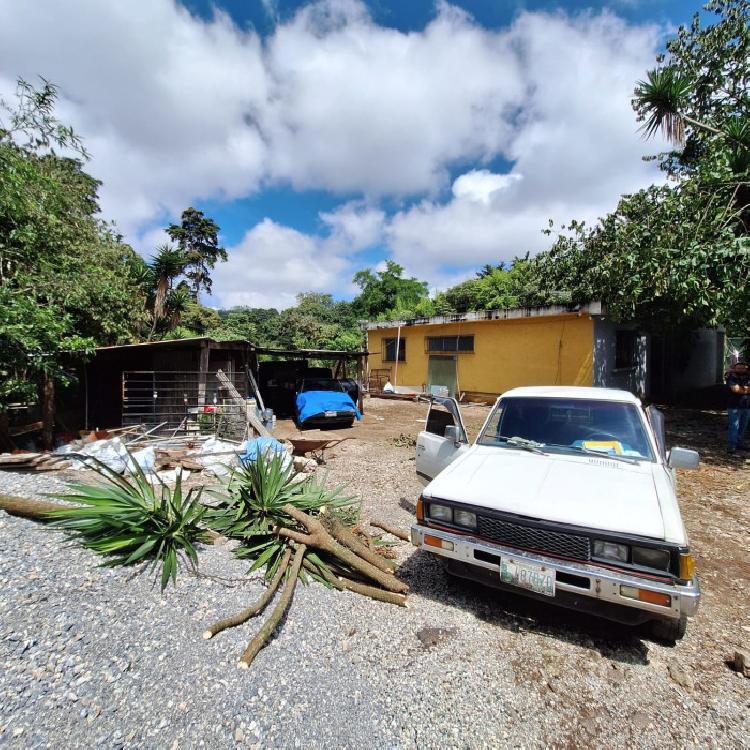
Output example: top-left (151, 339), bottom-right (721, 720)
top-left (369, 519), bottom-right (410, 542)
top-left (41, 372), bottom-right (55, 452)
top-left (277, 504), bottom-right (409, 594)
top-left (203, 547), bottom-right (292, 640)
top-left (237, 544), bottom-right (306, 669)
top-left (0, 495), bottom-right (67, 520)
top-left (320, 509), bottom-right (396, 573)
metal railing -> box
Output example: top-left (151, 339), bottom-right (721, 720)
top-left (122, 370), bottom-right (249, 440)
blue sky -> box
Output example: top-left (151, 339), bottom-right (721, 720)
top-left (0, 0), bottom-right (704, 308)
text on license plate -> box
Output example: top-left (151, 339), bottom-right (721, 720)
top-left (500, 557), bottom-right (556, 597)
top-left (324, 411), bottom-right (337, 417)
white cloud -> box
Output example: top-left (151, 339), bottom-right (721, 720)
top-left (384, 11), bottom-right (670, 277)
top-left (212, 218), bottom-right (350, 309)
top-left (260, 0), bottom-right (523, 195)
top-left (0, 0), bottom-right (268, 235)
top-left (319, 201), bottom-right (385, 250)
top-left (451, 170), bottom-right (522, 205)
top-left (0, 0), bottom-right (670, 303)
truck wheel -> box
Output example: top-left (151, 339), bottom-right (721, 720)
top-left (650, 615), bottom-right (687, 644)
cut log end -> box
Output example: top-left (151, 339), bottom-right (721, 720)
top-left (237, 661), bottom-right (250, 670)
top-left (202, 630), bottom-right (213, 640)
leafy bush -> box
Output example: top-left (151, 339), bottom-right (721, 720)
top-left (48, 456), bottom-right (207, 590)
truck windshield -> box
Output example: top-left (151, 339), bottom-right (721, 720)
top-left (477, 397), bottom-right (654, 461)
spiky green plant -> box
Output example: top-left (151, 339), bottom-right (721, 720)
top-left (208, 450), bottom-right (356, 582)
top-left (48, 455), bottom-right (207, 591)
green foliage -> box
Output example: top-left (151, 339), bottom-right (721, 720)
top-left (352, 261), bottom-right (430, 319)
top-left (0, 78), bottom-right (148, 411)
top-left (208, 451), bottom-right (356, 581)
top-left (49, 457), bottom-right (207, 591)
top-left (166, 207), bottom-right (227, 299)
top-left (533, 0), bottom-right (750, 333)
top-left (533, 181), bottom-right (749, 331)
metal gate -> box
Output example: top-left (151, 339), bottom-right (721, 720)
top-left (122, 370), bottom-right (249, 440)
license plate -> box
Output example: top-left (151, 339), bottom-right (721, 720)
top-left (499, 557), bottom-right (556, 597)
top-left (324, 411), bottom-right (337, 417)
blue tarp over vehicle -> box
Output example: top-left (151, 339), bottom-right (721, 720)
top-left (295, 391), bottom-right (361, 424)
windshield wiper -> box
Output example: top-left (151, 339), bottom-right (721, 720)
top-left (498, 436), bottom-right (548, 455)
top-left (564, 444), bottom-right (641, 463)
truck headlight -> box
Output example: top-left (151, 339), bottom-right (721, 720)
top-left (429, 503), bottom-right (452, 523)
top-left (453, 509), bottom-right (477, 530)
top-left (632, 546), bottom-right (670, 571)
top-left (593, 540), bottom-right (628, 563)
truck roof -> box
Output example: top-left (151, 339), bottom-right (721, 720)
top-left (499, 386), bottom-right (641, 404)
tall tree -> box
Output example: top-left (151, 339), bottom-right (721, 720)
top-left (530, 0), bottom-right (750, 333)
top-left (352, 261), bottom-right (430, 319)
top-left (147, 244), bottom-right (187, 339)
top-left (166, 207), bottom-right (227, 299)
top-left (0, 79), bottom-right (147, 444)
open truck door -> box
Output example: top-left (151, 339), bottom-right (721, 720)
top-left (416, 397), bottom-right (470, 484)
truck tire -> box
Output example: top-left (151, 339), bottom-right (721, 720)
top-left (650, 614), bottom-right (687, 644)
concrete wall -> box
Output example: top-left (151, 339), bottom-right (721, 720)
top-left (592, 319), bottom-right (649, 397)
top-left (367, 314), bottom-right (594, 399)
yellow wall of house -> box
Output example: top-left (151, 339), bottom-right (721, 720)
top-left (366, 315), bottom-right (594, 397)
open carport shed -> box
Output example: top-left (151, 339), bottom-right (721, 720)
top-left (83, 338), bottom-right (368, 434)
top-left (254, 346), bottom-right (368, 416)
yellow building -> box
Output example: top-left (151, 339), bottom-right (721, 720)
top-left (366, 302), bottom-right (639, 401)
top-left (367, 302), bottom-right (725, 401)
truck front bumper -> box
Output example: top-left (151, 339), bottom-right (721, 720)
top-left (411, 525), bottom-right (700, 624)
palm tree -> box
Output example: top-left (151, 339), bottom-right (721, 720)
top-left (165, 282), bottom-right (191, 333)
top-left (147, 244), bottom-right (186, 339)
top-left (634, 67), bottom-right (720, 145)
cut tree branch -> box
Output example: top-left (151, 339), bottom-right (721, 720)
top-left (203, 546), bottom-right (293, 640)
top-left (369, 519), bottom-right (410, 542)
top-left (238, 543), bottom-right (306, 669)
top-left (281, 504), bottom-right (408, 594)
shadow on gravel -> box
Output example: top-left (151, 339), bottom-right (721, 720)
top-left (399, 550), bottom-right (651, 665)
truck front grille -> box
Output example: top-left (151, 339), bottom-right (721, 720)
top-left (476, 516), bottom-right (591, 561)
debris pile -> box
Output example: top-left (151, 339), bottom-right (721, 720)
top-left (0, 426), bottom-right (321, 485)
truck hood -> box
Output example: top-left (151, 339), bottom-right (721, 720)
top-left (424, 446), bottom-right (665, 540)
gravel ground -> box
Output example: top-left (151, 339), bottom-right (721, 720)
top-left (1, 398), bottom-right (748, 748)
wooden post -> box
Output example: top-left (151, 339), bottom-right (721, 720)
top-left (41, 372), bottom-right (55, 451)
top-left (356, 353), bottom-right (365, 414)
top-left (197, 341), bottom-right (210, 407)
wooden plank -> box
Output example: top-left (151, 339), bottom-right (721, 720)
top-left (197, 341), bottom-right (210, 407)
top-left (245, 365), bottom-right (266, 414)
top-left (8, 421), bottom-right (43, 437)
top-left (215, 369), bottom-right (270, 437)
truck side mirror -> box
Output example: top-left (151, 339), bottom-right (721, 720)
top-left (444, 425), bottom-right (461, 445)
top-left (667, 447), bottom-right (699, 470)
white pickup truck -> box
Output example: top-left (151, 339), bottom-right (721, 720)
top-left (412, 386), bottom-right (700, 642)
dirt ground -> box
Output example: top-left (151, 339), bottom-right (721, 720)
top-left (305, 396), bottom-right (750, 745)
top-left (2, 395), bottom-right (748, 746)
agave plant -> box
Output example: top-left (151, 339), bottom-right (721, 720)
top-left (208, 450), bottom-right (355, 581)
top-left (203, 450), bottom-right (409, 669)
top-left (48, 455), bottom-right (207, 591)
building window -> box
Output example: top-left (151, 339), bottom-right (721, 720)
top-left (425, 335), bottom-right (474, 353)
top-left (383, 337), bottom-right (405, 362)
top-left (615, 330), bottom-right (638, 369)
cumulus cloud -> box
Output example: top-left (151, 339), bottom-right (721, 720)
top-left (0, 0), bottom-right (269, 235)
top-left (0, 0), bottom-right (670, 303)
top-left (319, 201), bottom-right (385, 250)
top-left (212, 218), bottom-right (350, 309)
